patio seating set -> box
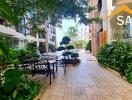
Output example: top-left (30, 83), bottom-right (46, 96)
top-left (15, 54), bottom-right (66, 84)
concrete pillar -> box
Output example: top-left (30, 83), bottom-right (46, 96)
top-left (36, 33), bottom-right (39, 49)
top-left (107, 10), bottom-right (112, 44)
top-left (45, 22), bottom-right (49, 53)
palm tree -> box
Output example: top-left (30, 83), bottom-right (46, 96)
top-left (66, 26), bottom-right (78, 42)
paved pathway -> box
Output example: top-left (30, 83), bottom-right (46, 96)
top-left (40, 51), bottom-right (132, 100)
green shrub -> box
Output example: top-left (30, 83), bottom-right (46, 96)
top-left (67, 45), bottom-right (74, 50)
top-left (85, 40), bottom-right (92, 52)
top-left (125, 63), bottom-right (132, 83)
top-left (96, 44), bottom-right (110, 67)
top-left (0, 68), bottom-right (41, 100)
top-left (15, 49), bottom-right (29, 61)
top-left (71, 53), bottom-right (79, 59)
top-left (60, 36), bottom-right (71, 45)
top-left (26, 42), bottom-right (38, 58)
top-left (57, 46), bottom-right (65, 51)
top-left (59, 36), bottom-right (80, 63)
top-left (97, 41), bottom-right (132, 83)
top-left (0, 36), bottom-right (10, 67)
top-left (62, 51), bottom-right (72, 57)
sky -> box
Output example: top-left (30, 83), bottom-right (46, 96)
top-left (56, 19), bottom-right (88, 46)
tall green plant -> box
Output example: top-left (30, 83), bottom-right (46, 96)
top-left (0, 36), bottom-right (10, 69)
top-left (85, 40), bottom-right (92, 52)
top-left (0, 0), bottom-right (16, 24)
top-left (26, 42), bottom-right (38, 58)
top-left (97, 41), bottom-right (132, 83)
top-left (0, 68), bottom-right (41, 100)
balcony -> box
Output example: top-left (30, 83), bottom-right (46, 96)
top-left (0, 25), bottom-right (25, 39)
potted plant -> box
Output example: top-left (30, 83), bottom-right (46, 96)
top-left (71, 52), bottom-right (80, 64)
top-left (57, 36), bottom-right (80, 65)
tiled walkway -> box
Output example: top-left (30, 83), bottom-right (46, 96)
top-left (40, 51), bottom-right (132, 100)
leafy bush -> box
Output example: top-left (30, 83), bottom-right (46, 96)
top-left (26, 42), bottom-right (38, 58)
top-left (0, 38), bottom-right (41, 100)
top-left (97, 41), bottom-right (132, 83)
top-left (67, 45), bottom-right (74, 50)
top-left (71, 53), bottom-right (79, 59)
top-left (5, 48), bottom-right (20, 65)
top-left (15, 49), bottom-right (29, 62)
top-left (62, 51), bottom-right (72, 57)
top-left (57, 46), bottom-right (65, 51)
top-left (0, 68), bottom-right (41, 100)
top-left (59, 36), bottom-right (80, 65)
top-left (60, 36), bottom-right (71, 45)
top-left (85, 40), bottom-right (92, 52)
top-left (96, 44), bottom-right (110, 67)
top-left (72, 40), bottom-right (85, 49)
top-left (0, 36), bottom-right (10, 67)
top-left (125, 63), bottom-right (132, 83)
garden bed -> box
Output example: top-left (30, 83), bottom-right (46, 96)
top-left (96, 41), bottom-right (132, 83)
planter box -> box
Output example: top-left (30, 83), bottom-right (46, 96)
top-left (64, 59), bottom-right (80, 65)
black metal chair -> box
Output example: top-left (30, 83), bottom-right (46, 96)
top-left (55, 59), bottom-right (66, 75)
top-left (15, 59), bottom-right (55, 84)
top-left (35, 61), bottom-right (55, 84)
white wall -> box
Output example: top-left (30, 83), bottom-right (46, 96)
top-left (100, 0), bottom-right (113, 43)
top-left (0, 25), bottom-right (45, 48)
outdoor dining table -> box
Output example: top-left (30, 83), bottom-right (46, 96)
top-left (22, 58), bottom-right (39, 69)
top-left (22, 55), bottom-right (58, 84)
top-left (22, 55), bottom-right (58, 69)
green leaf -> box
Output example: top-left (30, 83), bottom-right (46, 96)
top-left (13, 89), bottom-right (17, 99)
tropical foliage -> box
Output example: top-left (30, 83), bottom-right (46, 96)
top-left (0, 38), bottom-right (41, 99)
top-left (72, 40), bottom-right (86, 49)
top-left (0, 68), bottom-right (41, 100)
top-left (66, 26), bottom-right (78, 38)
top-left (26, 42), bottom-right (38, 58)
top-left (97, 41), bottom-right (132, 83)
top-left (0, 0), bottom-right (97, 29)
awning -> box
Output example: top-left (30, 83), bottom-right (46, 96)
top-left (114, 0), bottom-right (132, 5)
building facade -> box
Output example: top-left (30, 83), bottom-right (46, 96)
top-left (88, 0), bottom-right (100, 56)
top-left (0, 20), bottom-right (57, 53)
top-left (89, 0), bottom-right (132, 56)
top-left (45, 23), bottom-right (57, 53)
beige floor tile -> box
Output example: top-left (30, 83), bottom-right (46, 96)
top-left (55, 96), bottom-right (64, 100)
top-left (120, 95), bottom-right (132, 100)
top-left (40, 95), bottom-right (56, 100)
top-left (64, 87), bottom-right (72, 95)
top-left (39, 52), bottom-right (132, 100)
top-left (72, 88), bottom-right (86, 96)
top-left (64, 95), bottom-right (72, 100)
top-left (87, 95), bottom-right (105, 100)
top-left (85, 87), bottom-right (98, 95)
top-left (103, 95), bottom-right (124, 100)
top-left (71, 95), bottom-right (80, 100)
top-left (79, 95), bottom-right (88, 100)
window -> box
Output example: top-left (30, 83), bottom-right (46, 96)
top-left (123, 24), bottom-right (132, 39)
top-left (129, 25), bottom-right (132, 38)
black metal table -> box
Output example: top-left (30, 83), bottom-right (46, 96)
top-left (21, 55), bottom-right (58, 84)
